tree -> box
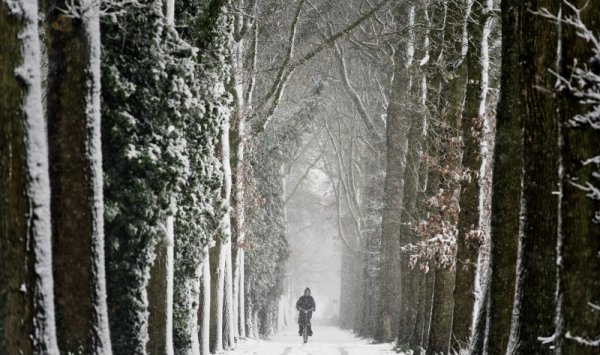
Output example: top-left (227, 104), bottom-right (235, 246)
top-left (555, 1), bottom-right (600, 353)
top-left (174, 0), bottom-right (233, 352)
top-left (451, 0), bottom-right (486, 349)
top-left (0, 0), bottom-right (59, 352)
top-left (506, 1), bottom-right (559, 353)
top-left (245, 123), bottom-right (292, 337)
top-left (396, 4), bottom-right (429, 348)
top-left (375, 1), bottom-right (417, 342)
top-left (101, 0), bottom-right (192, 352)
top-left (427, 267), bottom-right (455, 355)
top-left (45, 0), bottom-right (112, 352)
top-left (148, 217), bottom-right (174, 355)
top-left (485, 0), bottom-right (522, 353)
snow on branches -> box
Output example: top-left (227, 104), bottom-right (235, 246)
top-left (539, 1), bottom-right (600, 221)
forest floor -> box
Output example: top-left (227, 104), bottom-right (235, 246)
top-left (228, 326), bottom-right (398, 355)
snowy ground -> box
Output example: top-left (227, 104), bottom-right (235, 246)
top-left (228, 326), bottom-right (397, 355)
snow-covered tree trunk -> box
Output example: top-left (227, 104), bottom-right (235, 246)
top-left (556, 1), bottom-right (600, 353)
top-left (45, 0), bottom-right (112, 353)
top-left (188, 268), bottom-right (201, 355)
top-left (0, 0), bottom-right (59, 352)
top-left (468, 271), bottom-right (489, 355)
top-left (198, 249), bottom-right (211, 355)
top-left (506, 1), bottom-right (560, 353)
top-left (253, 310), bottom-right (260, 338)
top-left (239, 243), bottom-right (246, 338)
top-left (374, 1), bottom-right (417, 342)
top-left (428, 0), bottom-right (468, 351)
top-left (450, 0), bottom-right (487, 350)
top-left (397, 4), bottom-right (428, 348)
top-left (165, 0), bottom-right (175, 24)
top-left (147, 217), bottom-right (175, 355)
top-left (485, 0), bottom-right (522, 352)
top-left (224, 241), bottom-right (235, 348)
top-left (223, 115), bottom-right (235, 349)
top-left (211, 119), bottom-right (233, 352)
top-left (466, 1), bottom-right (496, 353)
top-left (209, 239), bottom-right (225, 353)
top-left (231, 35), bottom-right (246, 342)
top-left (231, 1), bottom-right (258, 339)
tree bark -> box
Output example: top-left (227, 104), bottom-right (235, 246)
top-left (506, 1), bottom-right (559, 354)
top-left (45, 1), bottom-right (112, 353)
top-left (422, 270), bottom-right (435, 351)
top-left (230, 16), bottom-right (251, 339)
top-left (0, 1), bottom-right (59, 352)
top-left (209, 241), bottom-right (225, 353)
top-left (450, 0), bottom-right (485, 350)
top-left (375, 1), bottom-right (414, 342)
top-left (198, 249), bottom-right (211, 355)
top-left (223, 242), bottom-right (235, 348)
top-left (426, 266), bottom-right (455, 355)
top-left (469, 275), bottom-right (489, 355)
top-left (211, 110), bottom-right (233, 352)
top-left (556, 1), bottom-right (600, 353)
top-left (397, 4), bottom-right (428, 347)
top-left (147, 218), bottom-right (175, 355)
top-left (485, 0), bottom-right (522, 353)
top-left (408, 272), bottom-right (427, 352)
top-left (397, 96), bottom-right (426, 347)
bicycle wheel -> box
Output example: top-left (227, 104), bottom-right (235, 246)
top-left (303, 325), bottom-right (308, 343)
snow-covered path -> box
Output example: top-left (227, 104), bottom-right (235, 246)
top-left (229, 326), bottom-right (396, 355)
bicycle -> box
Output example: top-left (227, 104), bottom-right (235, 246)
top-left (298, 307), bottom-right (313, 344)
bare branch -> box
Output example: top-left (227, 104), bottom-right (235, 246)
top-left (253, 0), bottom-right (393, 132)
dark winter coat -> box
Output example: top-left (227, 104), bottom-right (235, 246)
top-left (296, 295), bottom-right (316, 325)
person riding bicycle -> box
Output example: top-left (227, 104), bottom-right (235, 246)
top-left (296, 287), bottom-right (316, 336)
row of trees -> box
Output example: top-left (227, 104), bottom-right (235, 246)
top-left (1, 0), bottom-right (405, 353)
top-left (2, 0), bottom-right (598, 353)
top-left (0, 0), bottom-right (294, 353)
top-left (315, 0), bottom-right (600, 354)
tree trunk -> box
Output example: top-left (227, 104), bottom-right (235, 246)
top-left (408, 272), bottom-right (427, 352)
top-left (222, 102), bottom-right (235, 351)
top-left (422, 270), bottom-right (435, 351)
top-left (469, 275), bottom-right (489, 355)
top-left (45, 1), bottom-right (112, 353)
top-left (209, 240), bottom-right (225, 353)
top-left (211, 110), bottom-right (233, 352)
top-left (231, 33), bottom-right (246, 343)
top-left (450, 0), bottom-right (485, 350)
top-left (397, 105), bottom-right (425, 347)
top-left (239, 243), bottom-right (246, 339)
top-left (426, 266), bottom-right (455, 355)
top-left (397, 4), bottom-right (428, 347)
top-left (223, 242), bottom-right (235, 348)
top-left (506, 1), bottom-right (559, 354)
top-left (198, 250), bottom-right (211, 355)
top-left (147, 242), bottom-right (167, 355)
top-left (375, 1), bottom-right (414, 342)
top-left (556, 1), bottom-right (600, 353)
top-left (0, 2), bottom-right (59, 353)
top-left (340, 248), bottom-right (351, 327)
top-left (485, 0), bottom-right (522, 353)
top-left (147, 218), bottom-right (175, 355)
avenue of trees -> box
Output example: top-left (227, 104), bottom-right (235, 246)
top-left (325, 1), bottom-right (600, 355)
top-left (1, 0), bottom-right (599, 354)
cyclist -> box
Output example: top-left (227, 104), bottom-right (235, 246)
top-left (296, 287), bottom-right (316, 336)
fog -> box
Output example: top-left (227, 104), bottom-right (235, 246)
top-left (285, 144), bottom-right (342, 321)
